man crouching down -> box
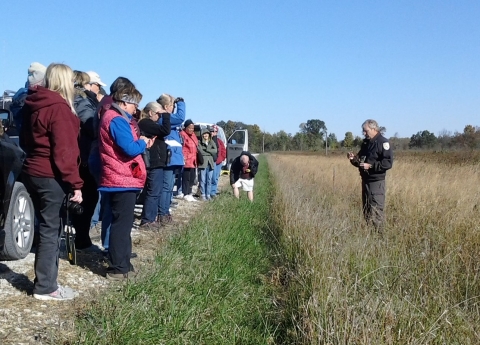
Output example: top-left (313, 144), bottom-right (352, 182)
top-left (230, 151), bottom-right (259, 201)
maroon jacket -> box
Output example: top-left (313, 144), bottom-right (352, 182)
top-left (20, 86), bottom-right (83, 190)
top-left (214, 137), bottom-right (226, 164)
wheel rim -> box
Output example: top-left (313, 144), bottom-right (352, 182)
top-left (13, 192), bottom-right (32, 249)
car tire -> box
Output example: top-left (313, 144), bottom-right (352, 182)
top-left (0, 182), bottom-right (34, 260)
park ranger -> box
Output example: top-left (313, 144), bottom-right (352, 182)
top-left (347, 119), bottom-right (393, 231)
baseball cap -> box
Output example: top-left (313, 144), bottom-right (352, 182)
top-left (86, 71), bottom-right (106, 86)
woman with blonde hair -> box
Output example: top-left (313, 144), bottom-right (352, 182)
top-left (137, 102), bottom-right (171, 228)
top-left (20, 63), bottom-right (83, 301)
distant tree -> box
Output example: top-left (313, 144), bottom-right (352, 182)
top-left (301, 119), bottom-right (327, 136)
top-left (274, 130), bottom-right (290, 151)
top-left (327, 133), bottom-right (338, 149)
top-left (389, 133), bottom-right (410, 150)
top-left (437, 129), bottom-right (453, 150)
top-left (292, 132), bottom-right (306, 150)
top-left (300, 119), bottom-right (327, 150)
top-left (342, 132), bottom-right (354, 148)
top-left (353, 136), bottom-right (363, 147)
top-left (409, 130), bottom-right (437, 149)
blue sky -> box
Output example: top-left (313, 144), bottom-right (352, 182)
top-left (1, 0), bottom-right (479, 140)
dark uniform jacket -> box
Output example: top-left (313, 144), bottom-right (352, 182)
top-left (350, 133), bottom-right (393, 181)
top-left (229, 151), bottom-right (259, 184)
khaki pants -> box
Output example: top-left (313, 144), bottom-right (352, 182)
top-left (362, 179), bottom-right (385, 230)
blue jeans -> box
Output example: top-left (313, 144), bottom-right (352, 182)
top-left (100, 191), bottom-right (112, 250)
top-left (210, 163), bottom-right (222, 196)
top-left (160, 167), bottom-right (175, 216)
top-left (90, 192), bottom-right (101, 229)
top-left (199, 166), bottom-right (214, 197)
top-left (141, 167), bottom-right (164, 223)
top-left (89, 158), bottom-right (105, 243)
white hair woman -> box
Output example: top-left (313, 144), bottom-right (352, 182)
top-left (137, 102), bottom-right (171, 228)
top-left (155, 93), bottom-right (186, 224)
top-left (20, 63), bottom-right (83, 301)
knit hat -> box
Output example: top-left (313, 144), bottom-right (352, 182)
top-left (28, 62), bottom-right (47, 87)
top-left (183, 119), bottom-right (194, 128)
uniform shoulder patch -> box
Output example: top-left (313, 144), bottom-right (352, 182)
top-left (383, 142), bottom-right (390, 150)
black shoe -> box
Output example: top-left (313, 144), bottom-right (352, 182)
top-left (131, 252), bottom-right (138, 259)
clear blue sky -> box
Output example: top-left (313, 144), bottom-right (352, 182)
top-left (1, 0), bottom-right (479, 140)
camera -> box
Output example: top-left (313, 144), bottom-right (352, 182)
top-left (64, 193), bottom-right (83, 215)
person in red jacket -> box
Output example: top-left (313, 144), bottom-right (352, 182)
top-left (179, 119), bottom-right (198, 202)
top-left (20, 63), bottom-right (83, 301)
top-left (209, 125), bottom-right (226, 198)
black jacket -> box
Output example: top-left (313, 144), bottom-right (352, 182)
top-left (74, 90), bottom-right (98, 164)
top-left (350, 133), bottom-right (393, 181)
top-left (138, 114), bottom-right (171, 168)
top-left (229, 151), bottom-right (259, 184)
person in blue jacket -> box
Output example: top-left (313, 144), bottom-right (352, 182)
top-left (156, 94), bottom-right (185, 224)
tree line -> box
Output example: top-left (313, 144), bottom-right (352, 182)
top-left (216, 119), bottom-right (480, 152)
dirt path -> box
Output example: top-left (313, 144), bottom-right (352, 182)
top-left (0, 175), bottom-right (229, 345)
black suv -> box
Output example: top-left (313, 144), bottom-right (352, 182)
top-left (0, 106), bottom-right (35, 260)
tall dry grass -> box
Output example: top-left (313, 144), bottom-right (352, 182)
top-left (268, 153), bottom-right (480, 344)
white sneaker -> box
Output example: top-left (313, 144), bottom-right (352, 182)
top-left (174, 193), bottom-right (184, 199)
top-left (184, 194), bottom-right (197, 202)
top-left (33, 285), bottom-right (79, 301)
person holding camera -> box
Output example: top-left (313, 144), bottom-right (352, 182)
top-left (155, 94), bottom-right (185, 224)
top-left (347, 119), bottom-right (393, 231)
top-left (137, 102), bottom-right (171, 228)
top-left (98, 87), bottom-right (153, 280)
top-left (20, 63), bottom-right (83, 301)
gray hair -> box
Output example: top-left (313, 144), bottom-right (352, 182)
top-left (362, 119), bottom-right (387, 134)
top-left (143, 101), bottom-right (162, 114)
top-left (156, 93), bottom-right (174, 110)
top-left (362, 119), bottom-right (380, 131)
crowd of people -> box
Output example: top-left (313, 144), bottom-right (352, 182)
top-left (12, 61), bottom-right (241, 301)
top-left (6, 61), bottom-right (392, 304)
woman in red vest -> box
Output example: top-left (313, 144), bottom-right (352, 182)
top-left (98, 87), bottom-right (153, 281)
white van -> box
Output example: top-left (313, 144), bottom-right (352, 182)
top-left (193, 123), bottom-right (248, 170)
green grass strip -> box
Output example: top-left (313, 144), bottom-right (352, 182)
top-left (73, 156), bottom-right (281, 345)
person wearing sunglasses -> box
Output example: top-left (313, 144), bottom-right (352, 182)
top-left (86, 71), bottom-right (106, 102)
